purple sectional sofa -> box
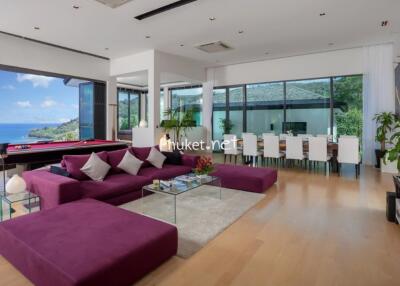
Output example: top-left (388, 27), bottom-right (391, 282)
top-left (0, 199), bottom-right (178, 286)
top-left (211, 163), bottom-right (278, 193)
top-left (23, 146), bottom-right (199, 210)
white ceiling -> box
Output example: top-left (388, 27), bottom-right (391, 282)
top-left (1, 0), bottom-right (400, 66)
top-left (117, 71), bottom-right (193, 87)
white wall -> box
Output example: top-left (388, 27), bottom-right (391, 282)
top-left (207, 48), bottom-right (364, 86)
top-left (0, 33), bottom-right (109, 81)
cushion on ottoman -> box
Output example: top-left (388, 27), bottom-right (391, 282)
top-left (211, 164), bottom-right (277, 193)
top-left (0, 199), bottom-right (177, 286)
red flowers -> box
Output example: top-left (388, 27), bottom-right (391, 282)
top-left (194, 156), bottom-right (214, 175)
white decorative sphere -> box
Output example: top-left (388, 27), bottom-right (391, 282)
top-left (6, 175), bottom-right (27, 194)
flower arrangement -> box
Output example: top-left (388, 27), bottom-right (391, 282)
top-left (194, 156), bottom-right (214, 176)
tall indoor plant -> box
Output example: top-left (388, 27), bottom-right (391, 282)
top-left (373, 112), bottom-right (397, 168)
top-left (386, 120), bottom-right (400, 172)
top-left (219, 118), bottom-right (234, 134)
top-left (161, 108), bottom-right (196, 143)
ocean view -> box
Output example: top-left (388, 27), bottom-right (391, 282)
top-left (0, 123), bottom-right (58, 144)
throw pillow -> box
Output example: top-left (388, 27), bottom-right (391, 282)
top-left (162, 150), bottom-right (182, 165)
top-left (146, 147), bottom-right (166, 169)
top-left (50, 166), bottom-right (70, 177)
top-left (107, 148), bottom-right (133, 174)
top-left (132, 145), bottom-right (160, 168)
top-left (117, 151), bottom-right (143, 175)
top-left (80, 152), bottom-right (111, 181)
top-left (63, 151), bottom-right (108, 180)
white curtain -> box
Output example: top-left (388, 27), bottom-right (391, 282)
top-left (202, 81), bottom-right (214, 148)
top-left (363, 44), bottom-right (396, 165)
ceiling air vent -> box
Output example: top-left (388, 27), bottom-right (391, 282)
top-left (94, 0), bottom-right (135, 8)
top-left (196, 41), bottom-right (233, 53)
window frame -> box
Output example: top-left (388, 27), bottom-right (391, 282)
top-left (117, 87), bottom-right (142, 135)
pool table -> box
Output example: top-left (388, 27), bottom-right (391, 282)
top-left (2, 140), bottom-right (128, 168)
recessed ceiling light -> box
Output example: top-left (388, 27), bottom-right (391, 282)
top-left (265, 52), bottom-right (269, 55)
top-left (105, 48), bottom-right (109, 50)
top-left (73, 5), bottom-right (80, 9)
top-left (145, 35), bottom-right (151, 39)
top-left (209, 17), bottom-right (216, 21)
top-left (238, 30), bottom-right (244, 34)
top-left (180, 44), bottom-right (185, 47)
top-left (381, 20), bottom-right (389, 27)
top-left (319, 12), bottom-right (326, 16)
top-left (33, 26), bottom-right (40, 30)
top-left (328, 43), bottom-right (334, 46)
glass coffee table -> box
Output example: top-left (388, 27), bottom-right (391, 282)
top-left (141, 174), bottom-right (222, 223)
top-left (0, 191), bottom-right (40, 221)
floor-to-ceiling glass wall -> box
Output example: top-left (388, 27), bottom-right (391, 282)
top-left (286, 78), bottom-right (331, 135)
top-left (333, 75), bottom-right (363, 140)
top-left (212, 88), bottom-right (227, 142)
top-left (246, 82), bottom-right (284, 135)
top-left (228, 86), bottom-right (244, 136)
top-left (171, 87), bottom-right (203, 126)
top-left (117, 88), bottom-right (140, 132)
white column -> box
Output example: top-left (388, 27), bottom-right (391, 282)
top-left (147, 66), bottom-right (161, 145)
top-left (140, 93), bottom-right (146, 122)
top-left (162, 86), bottom-right (170, 120)
top-left (106, 77), bottom-right (117, 140)
top-left (202, 81), bottom-right (214, 147)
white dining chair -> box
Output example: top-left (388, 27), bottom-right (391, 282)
top-left (263, 133), bottom-right (275, 137)
top-left (317, 134), bottom-right (333, 142)
top-left (279, 134), bottom-right (288, 140)
top-left (223, 134), bottom-right (242, 164)
top-left (263, 135), bottom-right (284, 166)
top-left (308, 137), bottom-right (331, 174)
top-left (337, 137), bottom-right (361, 178)
top-left (298, 134), bottom-right (313, 141)
top-left (242, 133), bottom-right (262, 167)
top-left (285, 136), bottom-right (306, 168)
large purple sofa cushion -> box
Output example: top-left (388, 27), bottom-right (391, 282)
top-left (23, 170), bottom-right (81, 210)
top-left (0, 199), bottom-right (177, 286)
top-left (80, 173), bottom-right (151, 201)
top-left (132, 145), bottom-right (159, 168)
top-left (210, 164), bottom-right (277, 193)
top-left (107, 148), bottom-right (132, 174)
top-left (63, 151), bottom-right (108, 180)
top-left (138, 164), bottom-right (192, 180)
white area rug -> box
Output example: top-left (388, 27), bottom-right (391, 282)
top-left (120, 186), bottom-right (265, 258)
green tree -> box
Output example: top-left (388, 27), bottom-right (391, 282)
top-left (335, 108), bottom-right (363, 138)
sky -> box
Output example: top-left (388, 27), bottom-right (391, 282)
top-left (0, 70), bottom-right (78, 124)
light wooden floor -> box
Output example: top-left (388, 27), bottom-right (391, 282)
top-left (1, 159), bottom-right (399, 286)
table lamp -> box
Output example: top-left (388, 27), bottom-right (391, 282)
top-left (6, 175), bottom-right (26, 194)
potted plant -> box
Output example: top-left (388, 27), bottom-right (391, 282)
top-left (161, 108), bottom-right (196, 144)
top-left (219, 118), bottom-right (234, 134)
top-left (194, 156), bottom-right (214, 178)
top-left (373, 112), bottom-right (397, 168)
top-left (385, 120), bottom-right (400, 173)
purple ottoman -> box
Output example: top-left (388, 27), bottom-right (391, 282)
top-left (211, 164), bottom-right (277, 193)
top-left (0, 199), bottom-right (177, 286)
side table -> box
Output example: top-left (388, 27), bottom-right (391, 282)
top-left (0, 191), bottom-right (40, 221)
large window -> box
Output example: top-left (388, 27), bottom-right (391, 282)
top-left (212, 88), bottom-right (227, 141)
top-left (286, 79), bottom-right (331, 135)
top-left (333, 75), bottom-right (363, 139)
top-left (211, 75), bottom-right (363, 140)
top-left (0, 69), bottom-right (80, 143)
top-left (171, 87), bottom-right (202, 126)
top-left (228, 87), bottom-right (245, 136)
top-left (247, 82), bottom-right (284, 135)
top-left (118, 88), bottom-right (140, 132)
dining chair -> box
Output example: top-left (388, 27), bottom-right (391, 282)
top-left (223, 134), bottom-right (242, 164)
top-left (263, 133), bottom-right (275, 137)
top-left (317, 134), bottom-right (333, 142)
top-left (337, 137), bottom-right (361, 178)
top-left (285, 136), bottom-right (306, 168)
top-left (308, 137), bottom-right (331, 174)
top-left (298, 134), bottom-right (313, 140)
top-left (263, 135), bottom-right (284, 166)
top-left (242, 133), bottom-right (262, 167)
